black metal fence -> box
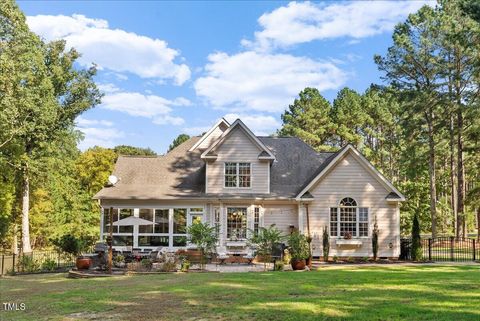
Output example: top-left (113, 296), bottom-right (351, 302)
top-left (400, 237), bottom-right (479, 262)
top-left (0, 251), bottom-right (76, 275)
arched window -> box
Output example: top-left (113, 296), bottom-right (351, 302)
top-left (339, 197), bottom-right (357, 207)
top-left (330, 197), bottom-right (369, 238)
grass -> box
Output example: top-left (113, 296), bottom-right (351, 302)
top-left (1, 265), bottom-right (480, 320)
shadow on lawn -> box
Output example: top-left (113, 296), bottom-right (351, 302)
top-left (2, 265), bottom-right (480, 321)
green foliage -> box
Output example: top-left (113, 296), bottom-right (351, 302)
top-left (186, 221), bottom-right (218, 269)
top-left (248, 224), bottom-right (283, 263)
top-left (51, 234), bottom-right (87, 256)
top-left (168, 134), bottom-right (190, 152)
top-left (372, 218), bottom-right (379, 261)
top-left (41, 258), bottom-right (57, 271)
top-left (113, 145), bottom-right (156, 156)
top-left (322, 226), bottom-right (330, 262)
top-left (274, 261), bottom-right (284, 271)
top-left (287, 232), bottom-right (310, 261)
top-left (278, 87), bottom-right (335, 151)
top-left (76, 146), bottom-right (117, 195)
top-left (411, 213), bottom-right (422, 261)
top-left (17, 254), bottom-right (40, 273)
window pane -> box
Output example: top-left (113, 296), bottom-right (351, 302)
top-left (103, 208), bottom-right (119, 233)
top-left (359, 223), bottom-right (368, 237)
top-left (227, 207), bottom-right (247, 239)
top-left (138, 235), bottom-right (169, 247)
top-left (225, 175), bottom-right (237, 187)
top-left (340, 207), bottom-right (356, 222)
top-left (173, 208), bottom-right (187, 234)
top-left (253, 207), bottom-right (260, 235)
top-left (359, 208), bottom-right (368, 222)
top-left (139, 209), bottom-right (154, 233)
top-left (330, 222), bottom-right (338, 236)
top-left (173, 236), bottom-right (187, 247)
top-left (340, 223), bottom-right (356, 237)
top-left (330, 208), bottom-right (338, 222)
top-left (340, 197), bottom-right (357, 207)
top-left (154, 209), bottom-right (169, 234)
top-left (191, 214), bottom-right (203, 225)
top-left (239, 163), bottom-right (251, 187)
top-left (119, 209), bottom-right (133, 233)
top-left (113, 235), bottom-right (133, 246)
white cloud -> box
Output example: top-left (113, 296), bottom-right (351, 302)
top-left (242, 1), bottom-right (431, 50)
top-left (194, 51), bottom-right (347, 113)
top-left (224, 113), bottom-right (280, 136)
top-left (97, 83), bottom-right (120, 94)
top-left (76, 116), bottom-right (124, 150)
top-left (27, 14), bottom-right (191, 85)
top-left (182, 125), bottom-right (212, 136)
top-left (76, 116), bottom-right (113, 127)
top-left (100, 91), bottom-right (189, 126)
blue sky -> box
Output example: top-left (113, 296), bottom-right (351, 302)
top-left (19, 1), bottom-right (432, 153)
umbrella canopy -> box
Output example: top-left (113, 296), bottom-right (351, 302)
top-left (111, 216), bottom-right (156, 226)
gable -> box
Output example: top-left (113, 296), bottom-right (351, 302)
top-left (201, 119), bottom-right (275, 160)
top-left (189, 118), bottom-right (230, 152)
top-left (296, 145), bottom-right (405, 202)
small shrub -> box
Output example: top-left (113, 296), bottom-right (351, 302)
top-left (287, 232), bottom-right (310, 261)
top-left (52, 235), bottom-right (84, 256)
top-left (347, 256), bottom-right (355, 263)
top-left (160, 261), bottom-right (177, 272)
top-left (274, 261), bottom-right (284, 271)
top-left (332, 255), bottom-right (338, 263)
top-left (322, 226), bottom-right (330, 262)
top-left (361, 256), bottom-right (369, 263)
top-left (141, 258), bottom-right (153, 270)
top-left (372, 217), bottom-right (379, 260)
top-left (411, 213), bottom-right (422, 261)
top-left (18, 255), bottom-right (40, 273)
top-left (181, 260), bottom-right (190, 272)
top-left (41, 259), bottom-right (57, 271)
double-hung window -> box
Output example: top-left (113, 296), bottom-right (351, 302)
top-left (224, 162), bottom-right (251, 188)
top-left (330, 197), bottom-right (369, 237)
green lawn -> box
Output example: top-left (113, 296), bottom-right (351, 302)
top-left (1, 265), bottom-right (479, 320)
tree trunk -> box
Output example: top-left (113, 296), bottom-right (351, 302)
top-left (477, 207), bottom-right (480, 241)
top-left (449, 114), bottom-right (458, 237)
top-left (457, 109), bottom-right (466, 238)
top-left (21, 166), bottom-right (32, 253)
top-left (12, 223), bottom-right (18, 255)
top-left (427, 115), bottom-right (437, 238)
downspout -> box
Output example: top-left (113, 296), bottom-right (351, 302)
top-left (305, 203), bottom-right (312, 268)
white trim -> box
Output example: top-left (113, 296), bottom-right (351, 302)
top-left (188, 118), bottom-right (230, 152)
top-left (200, 119), bottom-right (275, 160)
top-left (295, 145), bottom-right (405, 201)
top-left (205, 162), bottom-right (209, 194)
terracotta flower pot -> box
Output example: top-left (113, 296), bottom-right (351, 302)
top-left (76, 256), bottom-right (92, 270)
top-left (291, 259), bottom-right (306, 270)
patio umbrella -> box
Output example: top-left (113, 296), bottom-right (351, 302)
top-left (110, 216), bottom-right (157, 248)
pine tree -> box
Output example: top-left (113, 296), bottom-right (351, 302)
top-left (411, 213), bottom-right (422, 261)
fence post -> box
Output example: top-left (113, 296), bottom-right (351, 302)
top-left (428, 238), bottom-right (432, 261)
top-left (450, 236), bottom-right (455, 262)
top-left (473, 239), bottom-right (476, 262)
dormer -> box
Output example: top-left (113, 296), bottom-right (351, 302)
top-left (202, 119), bottom-right (275, 194)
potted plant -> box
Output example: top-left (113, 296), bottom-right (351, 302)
top-left (344, 232), bottom-right (353, 240)
top-left (247, 224), bottom-right (283, 271)
top-left (114, 254), bottom-right (126, 268)
top-left (186, 221), bottom-right (218, 270)
top-left (287, 232), bottom-right (310, 270)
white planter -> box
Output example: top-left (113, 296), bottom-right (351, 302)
top-left (336, 239), bottom-right (363, 247)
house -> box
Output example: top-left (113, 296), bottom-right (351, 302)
top-left (94, 118), bottom-right (405, 258)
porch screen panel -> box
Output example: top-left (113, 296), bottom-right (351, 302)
top-left (139, 209), bottom-right (154, 233)
top-left (103, 208), bottom-right (119, 234)
top-left (173, 209), bottom-right (187, 234)
top-left (119, 209), bottom-right (133, 233)
top-left (154, 209), bottom-right (169, 233)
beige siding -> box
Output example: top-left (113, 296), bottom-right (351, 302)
top-left (197, 123), bottom-right (228, 150)
top-left (306, 151), bottom-right (400, 258)
top-left (264, 204), bottom-right (298, 235)
top-left (206, 127), bottom-right (269, 194)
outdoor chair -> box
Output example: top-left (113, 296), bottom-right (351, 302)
top-left (216, 246), bottom-right (229, 265)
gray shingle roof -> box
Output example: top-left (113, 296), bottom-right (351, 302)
top-left (94, 136), bottom-right (339, 200)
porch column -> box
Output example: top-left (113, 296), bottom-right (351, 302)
top-left (100, 207), bottom-right (104, 241)
top-left (220, 202), bottom-right (225, 247)
top-left (133, 208), bottom-right (139, 248)
top-left (298, 203), bottom-right (304, 234)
